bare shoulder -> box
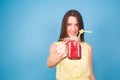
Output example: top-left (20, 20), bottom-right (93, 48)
top-left (84, 42), bottom-right (92, 51)
top-left (48, 42), bottom-right (58, 57)
top-left (50, 42), bottom-right (57, 50)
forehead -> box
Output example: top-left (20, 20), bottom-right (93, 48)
top-left (67, 16), bottom-right (78, 23)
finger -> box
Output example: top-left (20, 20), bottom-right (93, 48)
top-left (57, 44), bottom-right (66, 51)
top-left (62, 53), bottom-right (67, 58)
top-left (59, 52), bottom-right (67, 58)
top-left (58, 47), bottom-right (67, 57)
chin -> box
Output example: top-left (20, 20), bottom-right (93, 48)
top-left (69, 36), bottom-right (76, 37)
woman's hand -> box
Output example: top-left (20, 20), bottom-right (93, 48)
top-left (56, 42), bottom-right (68, 59)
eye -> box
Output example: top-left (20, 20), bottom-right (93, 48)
top-left (75, 23), bottom-right (78, 26)
top-left (67, 23), bottom-right (72, 26)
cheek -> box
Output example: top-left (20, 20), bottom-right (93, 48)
top-left (66, 28), bottom-right (70, 35)
top-left (66, 26), bottom-right (69, 31)
top-left (75, 31), bottom-right (79, 35)
top-left (75, 27), bottom-right (79, 33)
top-left (66, 28), bottom-right (69, 34)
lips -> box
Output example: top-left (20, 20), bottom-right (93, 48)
top-left (69, 32), bottom-right (77, 36)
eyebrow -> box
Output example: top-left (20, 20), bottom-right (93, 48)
top-left (67, 22), bottom-right (78, 25)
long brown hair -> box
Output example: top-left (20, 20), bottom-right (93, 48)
top-left (58, 9), bottom-right (84, 42)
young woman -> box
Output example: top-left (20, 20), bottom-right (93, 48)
top-left (47, 9), bottom-right (95, 80)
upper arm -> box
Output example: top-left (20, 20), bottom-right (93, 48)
top-left (49, 43), bottom-right (57, 57)
top-left (87, 43), bottom-right (95, 80)
top-left (86, 43), bottom-right (93, 72)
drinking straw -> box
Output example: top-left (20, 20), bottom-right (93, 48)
top-left (78, 29), bottom-right (92, 38)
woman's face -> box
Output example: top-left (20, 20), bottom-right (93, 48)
top-left (66, 16), bottom-right (79, 37)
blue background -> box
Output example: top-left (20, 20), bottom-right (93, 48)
top-left (0, 0), bottom-right (120, 80)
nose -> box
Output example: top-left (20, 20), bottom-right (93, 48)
top-left (71, 25), bottom-right (75, 31)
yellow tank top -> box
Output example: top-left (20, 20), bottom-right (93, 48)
top-left (55, 42), bottom-right (90, 80)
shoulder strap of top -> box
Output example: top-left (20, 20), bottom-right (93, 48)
top-left (54, 42), bottom-right (63, 46)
